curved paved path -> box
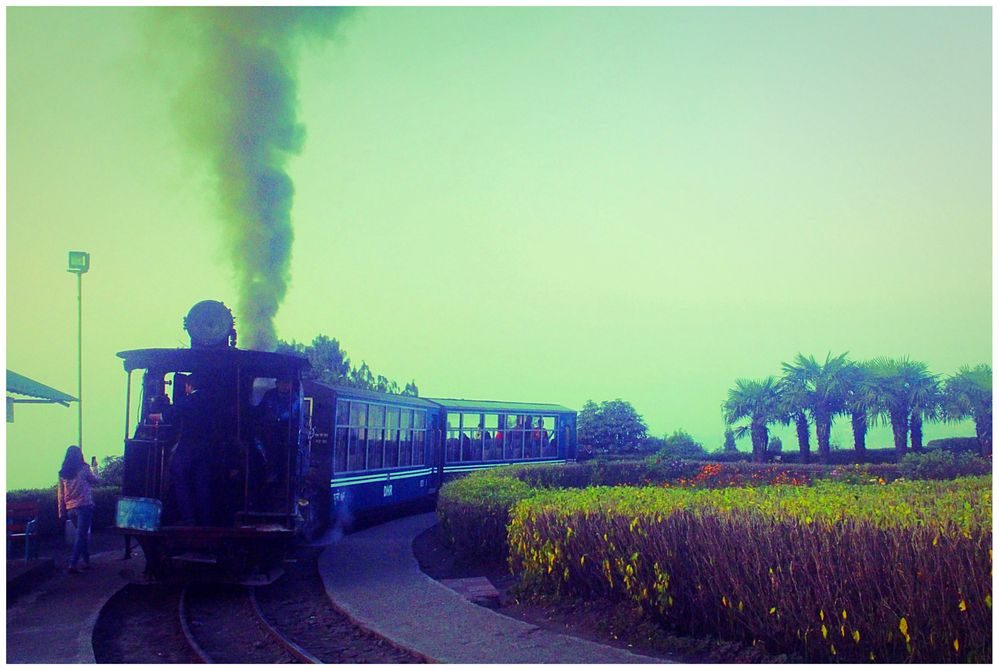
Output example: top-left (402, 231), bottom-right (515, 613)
top-left (319, 512), bottom-right (668, 664)
top-left (6, 549), bottom-right (132, 663)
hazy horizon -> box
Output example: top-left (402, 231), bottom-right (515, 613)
top-left (7, 7), bottom-right (991, 489)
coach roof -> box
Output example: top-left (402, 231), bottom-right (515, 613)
top-left (424, 397), bottom-right (575, 414)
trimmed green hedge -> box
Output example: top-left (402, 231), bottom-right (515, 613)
top-left (899, 450), bottom-right (992, 480)
top-left (437, 475), bottom-right (534, 560)
top-left (7, 486), bottom-right (121, 538)
top-left (437, 456), bottom-right (992, 562)
top-left (508, 479), bottom-right (991, 663)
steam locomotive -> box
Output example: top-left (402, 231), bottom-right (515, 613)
top-left (115, 301), bottom-right (577, 583)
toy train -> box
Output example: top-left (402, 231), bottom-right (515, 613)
top-left (115, 301), bottom-right (577, 583)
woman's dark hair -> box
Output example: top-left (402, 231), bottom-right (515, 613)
top-left (59, 445), bottom-right (86, 480)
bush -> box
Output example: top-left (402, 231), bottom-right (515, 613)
top-left (657, 430), bottom-right (707, 459)
top-left (899, 451), bottom-right (991, 480)
top-left (698, 450), bottom-right (752, 463)
top-left (436, 475), bottom-right (534, 561)
top-left (507, 478), bottom-right (992, 663)
top-left (7, 485), bottom-right (121, 538)
top-left (98, 455), bottom-right (124, 488)
top-left (925, 437), bottom-right (982, 454)
top-left (778, 448), bottom-right (898, 465)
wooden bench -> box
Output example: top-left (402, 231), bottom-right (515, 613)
top-left (7, 502), bottom-right (40, 561)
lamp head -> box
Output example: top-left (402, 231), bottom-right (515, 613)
top-left (67, 251), bottom-right (90, 274)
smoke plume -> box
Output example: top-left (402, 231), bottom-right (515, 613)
top-left (169, 8), bottom-right (346, 351)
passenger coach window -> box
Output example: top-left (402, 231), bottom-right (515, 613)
top-left (336, 400), bottom-right (350, 425)
top-left (413, 411), bottom-right (426, 465)
top-left (541, 416), bottom-right (558, 457)
top-left (331, 401), bottom-right (427, 472)
top-left (446, 412), bottom-right (460, 463)
top-left (348, 428), bottom-right (367, 471)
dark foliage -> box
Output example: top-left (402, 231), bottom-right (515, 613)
top-left (577, 399), bottom-right (650, 456)
top-left (899, 450), bottom-right (991, 480)
top-left (7, 486), bottom-right (121, 538)
top-left (657, 430), bottom-right (707, 459)
top-left (925, 437), bottom-right (983, 454)
top-left (276, 334), bottom-right (418, 396)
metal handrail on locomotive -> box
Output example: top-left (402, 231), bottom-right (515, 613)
top-left (115, 301), bottom-right (311, 584)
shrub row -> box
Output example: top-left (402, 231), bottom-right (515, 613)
top-left (7, 486), bottom-right (121, 538)
top-left (436, 475), bottom-right (534, 560)
top-left (437, 454), bottom-right (991, 561)
top-left (507, 478), bottom-right (992, 663)
top-left (493, 452), bottom-right (989, 491)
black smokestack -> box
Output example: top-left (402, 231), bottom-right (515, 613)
top-left (166, 8), bottom-right (347, 351)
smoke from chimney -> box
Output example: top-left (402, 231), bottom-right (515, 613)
top-left (167, 8), bottom-right (347, 351)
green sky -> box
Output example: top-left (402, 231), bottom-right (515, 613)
top-left (6, 7), bottom-right (991, 489)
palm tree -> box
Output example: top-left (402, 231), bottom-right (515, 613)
top-left (841, 360), bottom-right (876, 455)
top-left (865, 356), bottom-right (936, 459)
top-left (908, 379), bottom-right (941, 452)
top-left (780, 353), bottom-right (851, 463)
top-left (941, 364), bottom-right (992, 456)
top-left (723, 377), bottom-right (784, 463)
top-left (778, 372), bottom-right (812, 462)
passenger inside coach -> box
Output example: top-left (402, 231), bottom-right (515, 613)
top-left (533, 417), bottom-right (548, 449)
top-left (493, 415), bottom-right (505, 460)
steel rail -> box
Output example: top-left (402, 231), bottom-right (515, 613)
top-left (248, 586), bottom-right (322, 664)
top-left (177, 584), bottom-right (213, 664)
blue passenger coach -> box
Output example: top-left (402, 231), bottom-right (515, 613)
top-left (303, 382), bottom-right (442, 531)
top-left (425, 398), bottom-right (577, 478)
top-left (303, 382), bottom-right (577, 530)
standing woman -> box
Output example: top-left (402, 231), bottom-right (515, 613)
top-left (57, 446), bottom-right (100, 574)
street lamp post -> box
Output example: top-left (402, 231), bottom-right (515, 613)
top-left (67, 251), bottom-right (90, 450)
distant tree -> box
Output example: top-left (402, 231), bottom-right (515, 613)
top-left (723, 428), bottom-right (738, 452)
top-left (767, 436), bottom-right (783, 455)
top-left (658, 429), bottom-right (707, 459)
top-left (349, 361), bottom-right (375, 390)
top-left (866, 356), bottom-right (936, 459)
top-left (276, 335), bottom-right (418, 396)
top-left (778, 371), bottom-right (812, 462)
top-left (277, 335), bottom-right (351, 386)
top-left (841, 360), bottom-right (876, 454)
top-left (374, 375), bottom-right (399, 395)
top-left (941, 364), bottom-right (992, 456)
top-left (723, 377), bottom-right (784, 463)
top-left (577, 399), bottom-right (649, 456)
top-left (780, 353), bottom-right (851, 464)
top-left (909, 381), bottom-right (941, 452)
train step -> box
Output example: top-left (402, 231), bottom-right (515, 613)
top-left (172, 552), bottom-right (218, 565)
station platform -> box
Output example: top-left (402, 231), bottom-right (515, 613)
top-left (319, 512), bottom-right (669, 664)
top-left (6, 548), bottom-right (133, 663)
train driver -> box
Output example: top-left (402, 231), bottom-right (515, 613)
top-left (150, 371), bottom-right (216, 526)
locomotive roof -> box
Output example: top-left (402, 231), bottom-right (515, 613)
top-left (424, 397), bottom-right (576, 414)
top-left (116, 347), bottom-right (310, 374)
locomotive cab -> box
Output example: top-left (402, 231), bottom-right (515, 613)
top-left (115, 301), bottom-right (310, 583)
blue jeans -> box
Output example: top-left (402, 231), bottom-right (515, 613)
top-left (69, 505), bottom-right (94, 567)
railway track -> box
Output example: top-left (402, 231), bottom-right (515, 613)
top-left (180, 582), bottom-right (318, 663)
top-left (94, 548), bottom-right (423, 663)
